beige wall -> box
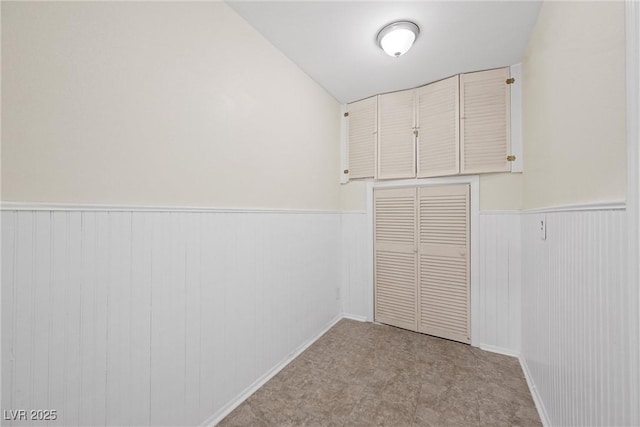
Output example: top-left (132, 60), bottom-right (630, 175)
top-left (1, 2), bottom-right (341, 210)
top-left (340, 181), bottom-right (368, 212)
top-left (521, 1), bottom-right (626, 209)
top-left (479, 173), bottom-right (522, 211)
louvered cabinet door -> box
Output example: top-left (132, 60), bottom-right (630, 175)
top-left (378, 89), bottom-right (416, 179)
top-left (374, 187), bottom-right (418, 331)
top-left (418, 184), bottom-right (470, 344)
top-left (416, 75), bottom-right (460, 178)
top-left (460, 67), bottom-right (511, 174)
top-left (347, 96), bottom-right (377, 179)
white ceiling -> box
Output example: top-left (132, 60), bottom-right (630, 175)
top-left (227, 1), bottom-right (542, 103)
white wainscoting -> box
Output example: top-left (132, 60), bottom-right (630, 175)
top-left (478, 212), bottom-right (522, 355)
top-left (521, 207), bottom-right (640, 426)
top-left (340, 212), bottom-right (371, 321)
top-left (1, 209), bottom-right (342, 427)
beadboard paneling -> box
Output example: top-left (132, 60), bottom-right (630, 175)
top-left (521, 208), bottom-right (640, 426)
top-left (478, 212), bottom-right (521, 354)
top-left (340, 212), bottom-right (372, 320)
top-left (1, 210), bottom-right (341, 427)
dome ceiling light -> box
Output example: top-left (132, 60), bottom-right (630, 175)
top-left (376, 21), bottom-right (420, 58)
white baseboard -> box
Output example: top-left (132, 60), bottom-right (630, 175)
top-left (341, 313), bottom-right (368, 322)
top-left (519, 356), bottom-right (551, 427)
top-left (201, 314), bottom-right (344, 427)
top-left (478, 343), bottom-right (520, 358)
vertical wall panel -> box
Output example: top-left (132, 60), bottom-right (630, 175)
top-left (64, 212), bottom-right (83, 426)
top-left (521, 208), bottom-right (639, 426)
top-left (149, 213), bottom-right (187, 427)
top-left (1, 212), bottom-right (17, 427)
top-left (78, 212), bottom-right (94, 426)
top-left (31, 213), bottom-right (51, 419)
top-left (478, 212), bottom-right (521, 354)
top-left (48, 212), bottom-right (68, 426)
top-left (1, 209), bottom-right (342, 426)
top-left (129, 212), bottom-right (152, 426)
top-left (184, 213), bottom-right (202, 427)
top-left (340, 213), bottom-right (372, 320)
top-left (13, 212), bottom-right (34, 426)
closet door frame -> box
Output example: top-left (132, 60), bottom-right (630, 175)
top-left (366, 175), bottom-right (480, 346)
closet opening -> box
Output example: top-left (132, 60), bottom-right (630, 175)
top-left (368, 177), bottom-right (479, 345)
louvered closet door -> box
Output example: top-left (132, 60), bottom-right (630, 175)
top-left (416, 75), bottom-right (460, 178)
top-left (460, 67), bottom-right (511, 174)
top-left (374, 187), bottom-right (418, 331)
top-left (378, 89), bottom-right (416, 179)
top-left (418, 184), bottom-right (470, 344)
top-left (347, 96), bottom-right (377, 179)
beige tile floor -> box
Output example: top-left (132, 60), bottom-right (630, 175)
top-left (218, 319), bottom-right (541, 427)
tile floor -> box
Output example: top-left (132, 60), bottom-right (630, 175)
top-left (218, 319), bottom-right (541, 426)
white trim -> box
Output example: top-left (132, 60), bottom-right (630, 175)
top-left (4, 200), bottom-right (625, 215)
top-left (480, 202), bottom-right (626, 216)
top-left (479, 344), bottom-right (519, 358)
top-left (201, 314), bottom-right (344, 427)
top-left (0, 201), bottom-right (344, 214)
top-left (369, 175), bottom-right (479, 189)
top-left (509, 63), bottom-right (523, 172)
top-left (521, 201), bottom-right (626, 214)
top-left (365, 175), bottom-right (480, 346)
top-left (365, 185), bottom-right (375, 322)
top-left (341, 313), bottom-right (368, 322)
top-left (519, 356), bottom-right (551, 427)
top-left (340, 103), bottom-right (349, 185)
top-left (479, 209), bottom-right (521, 215)
top-left (626, 0), bottom-right (640, 423)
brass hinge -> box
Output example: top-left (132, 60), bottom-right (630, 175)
top-left (507, 155), bottom-right (516, 161)
top-left (506, 78), bottom-right (515, 85)
top-left (344, 112), bottom-right (349, 117)
top-left (343, 169), bottom-right (349, 174)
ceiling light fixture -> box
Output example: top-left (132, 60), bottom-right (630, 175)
top-left (376, 21), bottom-right (420, 58)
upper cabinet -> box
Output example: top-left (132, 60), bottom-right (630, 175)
top-left (460, 67), bottom-right (511, 174)
top-left (416, 75), bottom-right (460, 178)
top-left (344, 66), bottom-right (515, 181)
top-left (345, 96), bottom-right (377, 179)
top-left (378, 89), bottom-right (416, 180)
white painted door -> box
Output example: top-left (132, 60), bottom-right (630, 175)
top-left (374, 184), bottom-right (471, 344)
top-left (374, 187), bottom-right (418, 331)
top-left (346, 96), bottom-right (377, 179)
top-left (418, 184), bottom-right (470, 343)
top-left (460, 67), bottom-right (511, 174)
top-left (416, 75), bottom-right (460, 178)
top-left (377, 89), bottom-right (416, 179)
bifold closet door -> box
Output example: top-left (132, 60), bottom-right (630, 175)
top-left (374, 187), bottom-right (417, 331)
top-left (418, 184), bottom-right (470, 343)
